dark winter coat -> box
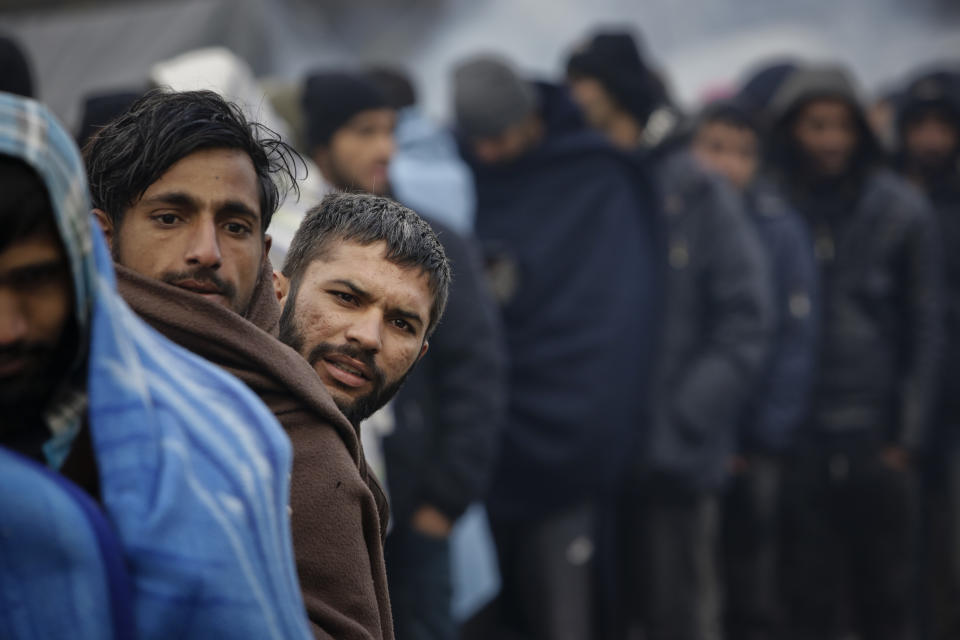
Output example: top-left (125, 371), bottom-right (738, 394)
top-left (894, 70), bottom-right (960, 450)
top-left (384, 219), bottom-right (507, 525)
top-left (770, 66), bottom-right (942, 452)
top-left (739, 179), bottom-right (819, 454)
top-left (643, 148), bottom-right (773, 493)
top-left (928, 181), bottom-right (960, 449)
top-left (466, 82), bottom-right (662, 522)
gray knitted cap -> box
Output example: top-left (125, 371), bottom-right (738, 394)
top-left (453, 55), bottom-right (538, 139)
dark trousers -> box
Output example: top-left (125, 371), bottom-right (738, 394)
top-left (480, 502), bottom-right (596, 640)
top-left (385, 522), bottom-right (455, 640)
top-left (622, 487), bottom-right (719, 640)
top-left (921, 448), bottom-right (960, 640)
top-left (721, 455), bottom-right (783, 640)
top-left (782, 443), bottom-right (917, 640)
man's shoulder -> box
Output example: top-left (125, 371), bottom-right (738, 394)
top-left (538, 130), bottom-right (642, 179)
top-left (92, 291), bottom-right (288, 449)
top-left (864, 169), bottom-right (930, 223)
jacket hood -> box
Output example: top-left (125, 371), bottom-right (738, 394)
top-left (769, 65), bottom-right (863, 123)
top-left (0, 93), bottom-right (97, 361)
top-left (895, 69), bottom-right (960, 136)
top-left (534, 80), bottom-right (588, 137)
top-left (767, 65), bottom-right (882, 178)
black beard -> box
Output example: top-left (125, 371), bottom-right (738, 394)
top-left (0, 318), bottom-right (78, 437)
top-left (278, 282), bottom-right (416, 425)
top-left (908, 152), bottom-right (959, 188)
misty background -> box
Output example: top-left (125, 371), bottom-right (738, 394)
top-left (2, 0), bottom-right (959, 131)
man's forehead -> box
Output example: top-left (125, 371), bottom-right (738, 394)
top-left (799, 97), bottom-right (855, 118)
top-left (305, 240), bottom-right (432, 296)
top-left (0, 229), bottom-right (66, 271)
top-left (138, 148), bottom-right (260, 209)
top-left (310, 240), bottom-right (424, 275)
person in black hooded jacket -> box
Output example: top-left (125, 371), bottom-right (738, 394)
top-left (566, 30), bottom-right (773, 640)
top-left (894, 66), bottom-right (960, 640)
top-left (691, 99), bottom-right (819, 640)
top-left (452, 54), bottom-right (661, 640)
top-left (768, 63), bottom-right (941, 640)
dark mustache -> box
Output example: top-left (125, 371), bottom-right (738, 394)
top-left (160, 267), bottom-right (236, 300)
top-left (0, 341), bottom-right (53, 362)
top-left (307, 343), bottom-right (385, 386)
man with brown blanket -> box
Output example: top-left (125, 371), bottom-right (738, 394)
top-left (84, 89), bottom-right (449, 640)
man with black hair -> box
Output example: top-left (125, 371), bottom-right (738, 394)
top-left (302, 71), bottom-right (395, 197)
top-left (302, 67), bottom-right (506, 640)
top-left (691, 100), bottom-right (818, 640)
top-left (86, 89), bottom-right (398, 640)
top-left (566, 31), bottom-right (773, 640)
top-left (767, 64), bottom-right (941, 640)
top-left (1, 92), bottom-right (312, 639)
top-left (894, 67), bottom-right (960, 640)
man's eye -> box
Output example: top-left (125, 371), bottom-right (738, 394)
top-left (334, 291), bottom-right (357, 304)
top-left (225, 222), bottom-right (252, 235)
top-left (391, 318), bottom-right (414, 333)
top-left (153, 213), bottom-right (179, 226)
top-left (11, 265), bottom-right (63, 288)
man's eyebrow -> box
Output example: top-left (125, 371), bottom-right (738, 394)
top-left (140, 191), bottom-right (200, 209)
top-left (326, 278), bottom-right (425, 327)
top-left (217, 200), bottom-right (260, 223)
top-left (328, 278), bottom-right (371, 299)
top-left (140, 192), bottom-right (260, 223)
top-left (0, 257), bottom-right (66, 283)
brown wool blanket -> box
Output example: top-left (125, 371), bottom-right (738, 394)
top-left (116, 261), bottom-right (393, 640)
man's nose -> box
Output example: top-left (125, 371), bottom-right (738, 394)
top-left (0, 289), bottom-right (28, 347)
top-left (185, 220), bottom-right (222, 268)
top-left (344, 309), bottom-right (383, 353)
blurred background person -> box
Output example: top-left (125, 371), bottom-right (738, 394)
top-left (0, 33), bottom-right (33, 98)
top-left (894, 65), bottom-right (960, 640)
top-left (767, 63), bottom-right (941, 640)
top-left (452, 53), bottom-right (660, 640)
top-left (302, 70), bottom-right (395, 198)
top-left (301, 67), bottom-right (508, 640)
top-left (74, 89), bottom-right (143, 149)
top-left (690, 99), bottom-right (819, 640)
top-left (367, 67), bottom-right (477, 235)
top-left (567, 30), bottom-right (773, 640)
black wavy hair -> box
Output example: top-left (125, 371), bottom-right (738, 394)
top-left (83, 88), bottom-right (303, 232)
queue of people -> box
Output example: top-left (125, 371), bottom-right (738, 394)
top-left (1, 22), bottom-right (960, 640)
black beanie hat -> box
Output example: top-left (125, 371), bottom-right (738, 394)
top-left (0, 35), bottom-right (34, 98)
top-left (302, 71), bottom-right (389, 150)
top-left (566, 30), bottom-right (664, 124)
top-left (697, 99), bottom-right (761, 136)
top-left (76, 89), bottom-right (143, 149)
top-left (737, 60), bottom-right (799, 118)
top-left (896, 68), bottom-right (960, 132)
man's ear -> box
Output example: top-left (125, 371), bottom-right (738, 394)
top-left (312, 147), bottom-right (331, 182)
top-left (264, 233), bottom-right (273, 259)
top-left (92, 209), bottom-right (114, 250)
top-left (418, 340), bottom-right (429, 361)
top-left (273, 270), bottom-right (290, 305)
